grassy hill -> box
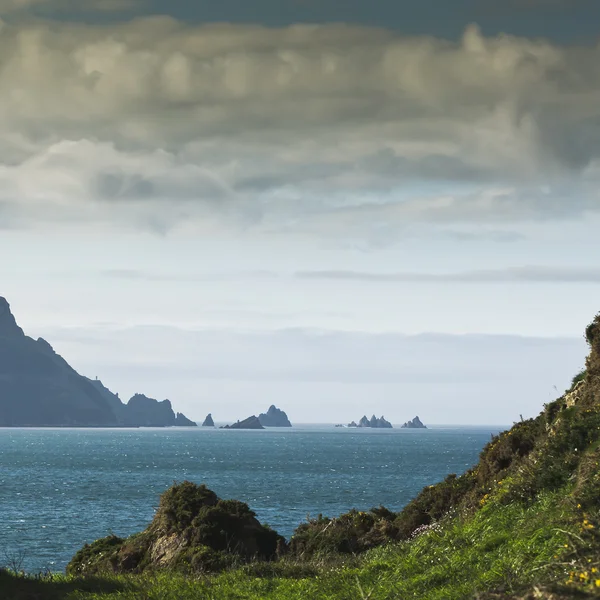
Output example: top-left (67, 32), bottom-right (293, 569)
top-left (4, 314), bottom-right (600, 599)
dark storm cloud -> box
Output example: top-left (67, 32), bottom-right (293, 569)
top-left (1, 18), bottom-right (600, 233)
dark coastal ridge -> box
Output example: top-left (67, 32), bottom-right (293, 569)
top-left (0, 297), bottom-right (196, 428)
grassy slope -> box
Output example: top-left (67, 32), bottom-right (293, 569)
top-left (5, 315), bottom-right (600, 599)
top-left (3, 488), bottom-right (595, 599)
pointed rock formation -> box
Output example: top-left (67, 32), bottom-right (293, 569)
top-left (352, 414), bottom-right (392, 428)
top-left (202, 413), bottom-right (215, 427)
top-left (258, 405), bottom-right (292, 427)
top-left (401, 416), bottom-right (427, 429)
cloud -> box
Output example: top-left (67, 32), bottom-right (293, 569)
top-left (295, 266), bottom-right (600, 284)
top-left (44, 324), bottom-right (586, 384)
top-left (96, 265), bottom-right (600, 284)
top-left (0, 0), bottom-right (139, 14)
top-left (0, 18), bottom-right (599, 235)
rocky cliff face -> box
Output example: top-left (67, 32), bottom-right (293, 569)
top-left (258, 405), bottom-right (292, 427)
top-left (202, 414), bottom-right (215, 427)
top-left (0, 297), bottom-right (24, 338)
top-left (0, 296), bottom-right (195, 427)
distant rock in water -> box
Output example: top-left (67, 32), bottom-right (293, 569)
top-left (202, 413), bottom-right (215, 427)
top-left (221, 416), bottom-right (264, 430)
top-left (0, 296), bottom-right (195, 428)
top-left (124, 394), bottom-right (180, 427)
top-left (350, 415), bottom-right (393, 428)
top-left (175, 412), bottom-right (197, 426)
top-left (258, 405), bottom-right (292, 427)
top-left (67, 481), bottom-right (284, 576)
top-left (401, 416), bottom-right (427, 429)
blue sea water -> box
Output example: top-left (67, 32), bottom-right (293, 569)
top-left (0, 424), bottom-right (504, 573)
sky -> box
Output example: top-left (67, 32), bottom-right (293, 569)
top-left (0, 0), bottom-right (598, 424)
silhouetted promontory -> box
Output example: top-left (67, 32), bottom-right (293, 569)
top-left (0, 296), bottom-right (196, 428)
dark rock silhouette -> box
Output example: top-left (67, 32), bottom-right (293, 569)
top-left (351, 415), bottom-right (393, 428)
top-left (258, 405), bottom-right (292, 427)
top-left (220, 416), bottom-right (264, 429)
top-left (401, 416), bottom-right (427, 429)
top-left (202, 413), bottom-right (215, 427)
top-left (175, 412), bottom-right (197, 426)
top-left (0, 296), bottom-right (196, 428)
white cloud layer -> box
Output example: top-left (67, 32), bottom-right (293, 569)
top-left (35, 325), bottom-right (586, 423)
top-left (0, 18), bottom-right (599, 236)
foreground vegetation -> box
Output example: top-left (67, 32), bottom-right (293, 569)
top-left (5, 313), bottom-right (600, 599)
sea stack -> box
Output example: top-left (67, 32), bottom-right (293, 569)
top-left (258, 405), bottom-right (292, 427)
top-left (401, 416), bottom-right (427, 429)
top-left (202, 413), bottom-right (215, 427)
top-left (351, 415), bottom-right (393, 428)
top-left (220, 416), bottom-right (264, 430)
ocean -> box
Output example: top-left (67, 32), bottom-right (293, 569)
top-left (0, 424), bottom-right (504, 573)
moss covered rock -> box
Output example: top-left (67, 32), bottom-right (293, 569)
top-left (68, 482), bottom-right (285, 575)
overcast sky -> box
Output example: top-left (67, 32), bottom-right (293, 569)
top-left (0, 0), bottom-right (598, 424)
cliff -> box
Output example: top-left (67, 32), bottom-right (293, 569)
top-left (202, 413), bottom-right (215, 427)
top-left (0, 296), bottom-right (195, 428)
top-left (258, 405), bottom-right (292, 427)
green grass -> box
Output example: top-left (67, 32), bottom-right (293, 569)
top-left (3, 488), bottom-right (589, 600)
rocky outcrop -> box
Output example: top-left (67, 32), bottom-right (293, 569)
top-left (220, 416), bottom-right (264, 430)
top-left (350, 415), bottom-right (393, 428)
top-left (0, 296), bottom-right (195, 427)
top-left (202, 413), bottom-right (215, 427)
top-left (0, 297), bottom-right (24, 338)
top-left (401, 416), bottom-right (427, 429)
top-left (258, 405), bottom-right (292, 427)
top-left (175, 412), bottom-right (197, 426)
top-left (67, 481), bottom-right (284, 575)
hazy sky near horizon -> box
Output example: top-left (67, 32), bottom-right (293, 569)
top-left (1, 0), bottom-right (599, 424)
